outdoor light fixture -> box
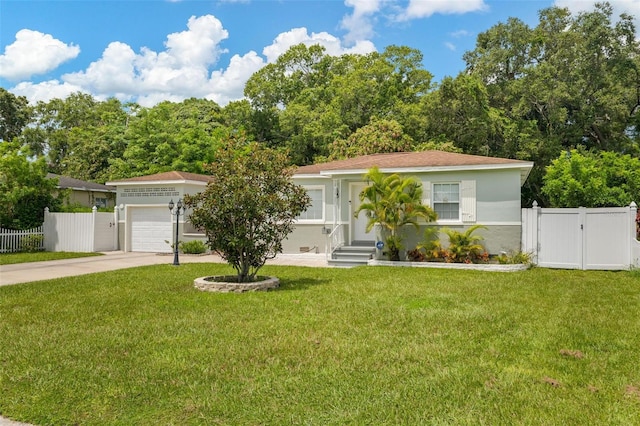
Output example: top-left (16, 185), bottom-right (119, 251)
top-left (168, 198), bottom-right (184, 266)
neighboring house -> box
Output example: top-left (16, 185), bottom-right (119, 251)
top-left (106, 171), bottom-right (211, 253)
top-left (47, 173), bottom-right (116, 209)
top-left (289, 151), bottom-right (534, 259)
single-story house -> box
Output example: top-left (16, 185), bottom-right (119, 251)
top-left (288, 151), bottom-right (534, 261)
top-left (106, 171), bottom-right (211, 253)
top-left (107, 152), bottom-right (533, 261)
top-left (47, 173), bottom-right (116, 209)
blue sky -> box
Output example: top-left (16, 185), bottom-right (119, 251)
top-left (1, 0), bottom-right (638, 107)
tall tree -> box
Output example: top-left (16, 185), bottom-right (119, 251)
top-left (0, 88), bottom-right (30, 142)
top-left (0, 141), bottom-right (61, 229)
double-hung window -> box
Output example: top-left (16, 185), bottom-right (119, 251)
top-left (297, 186), bottom-right (324, 222)
top-left (433, 183), bottom-right (460, 221)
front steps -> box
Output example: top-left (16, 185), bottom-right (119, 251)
top-left (328, 241), bottom-right (376, 267)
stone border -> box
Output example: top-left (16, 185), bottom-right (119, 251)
top-left (368, 260), bottom-right (529, 272)
top-left (194, 276), bottom-right (280, 293)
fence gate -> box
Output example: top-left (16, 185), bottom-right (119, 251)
top-left (522, 204), bottom-right (637, 270)
top-left (44, 207), bottom-right (118, 252)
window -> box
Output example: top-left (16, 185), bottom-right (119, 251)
top-left (94, 197), bottom-right (108, 208)
top-left (433, 183), bottom-right (460, 221)
top-left (297, 187), bottom-right (324, 221)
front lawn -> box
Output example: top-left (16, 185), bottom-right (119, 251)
top-left (0, 251), bottom-right (102, 265)
top-left (1, 265), bottom-right (639, 425)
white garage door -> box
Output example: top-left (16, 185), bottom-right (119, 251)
top-left (131, 207), bottom-right (173, 253)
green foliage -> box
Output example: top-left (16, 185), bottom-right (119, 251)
top-left (184, 133), bottom-right (311, 282)
top-left (329, 118), bottom-right (414, 160)
top-left (355, 167), bottom-right (437, 261)
top-left (442, 225), bottom-right (488, 263)
top-left (542, 149), bottom-right (640, 207)
top-left (18, 234), bottom-right (44, 253)
top-left (497, 250), bottom-right (533, 265)
top-left (179, 240), bottom-right (207, 255)
top-left (0, 141), bottom-right (61, 229)
top-left (0, 88), bottom-right (30, 142)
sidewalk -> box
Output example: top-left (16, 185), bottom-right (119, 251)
top-left (0, 251), bottom-right (329, 287)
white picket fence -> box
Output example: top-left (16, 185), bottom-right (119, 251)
top-left (522, 202), bottom-right (639, 270)
top-left (0, 226), bottom-right (45, 253)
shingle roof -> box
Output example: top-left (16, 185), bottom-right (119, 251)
top-left (107, 171), bottom-right (213, 185)
top-left (294, 151), bottom-right (533, 175)
top-left (47, 173), bottom-right (116, 192)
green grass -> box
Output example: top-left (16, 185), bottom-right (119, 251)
top-left (1, 265), bottom-right (639, 425)
top-left (0, 251), bottom-right (102, 265)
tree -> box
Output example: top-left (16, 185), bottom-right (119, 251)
top-left (0, 141), bottom-right (62, 229)
top-left (328, 118), bottom-right (414, 160)
top-left (355, 167), bottom-right (437, 261)
top-left (184, 134), bottom-right (311, 282)
top-left (0, 88), bottom-right (30, 142)
top-left (542, 149), bottom-right (640, 207)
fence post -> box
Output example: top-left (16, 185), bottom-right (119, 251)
top-left (113, 206), bottom-right (119, 251)
top-left (43, 207), bottom-right (51, 251)
top-left (631, 202), bottom-right (639, 268)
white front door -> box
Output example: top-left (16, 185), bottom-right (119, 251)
top-left (350, 182), bottom-right (374, 243)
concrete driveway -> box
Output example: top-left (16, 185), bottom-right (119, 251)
top-left (0, 251), bottom-right (328, 286)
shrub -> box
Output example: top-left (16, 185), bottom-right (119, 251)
top-left (179, 240), bottom-right (207, 254)
top-left (497, 250), bottom-right (533, 265)
top-left (442, 225), bottom-right (488, 263)
top-left (19, 234), bottom-right (44, 252)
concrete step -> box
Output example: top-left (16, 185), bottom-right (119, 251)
top-left (327, 258), bottom-right (371, 267)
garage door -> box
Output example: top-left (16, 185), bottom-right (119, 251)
top-left (131, 207), bottom-right (173, 253)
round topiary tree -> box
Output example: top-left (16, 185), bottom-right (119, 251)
top-left (184, 134), bottom-right (311, 283)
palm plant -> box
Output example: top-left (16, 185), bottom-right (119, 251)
top-left (442, 224), bottom-right (488, 263)
top-left (355, 167), bottom-right (437, 260)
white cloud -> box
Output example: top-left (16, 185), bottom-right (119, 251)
top-left (444, 42), bottom-right (456, 51)
top-left (399, 0), bottom-right (487, 20)
top-left (10, 80), bottom-right (86, 103)
top-left (262, 27), bottom-right (376, 63)
top-left (0, 29), bottom-right (80, 81)
top-left (6, 15), bottom-right (377, 107)
top-left (450, 30), bottom-right (471, 38)
top-left (341, 0), bottom-right (382, 45)
top-left (554, 0), bottom-right (640, 29)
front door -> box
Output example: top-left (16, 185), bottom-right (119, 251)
top-left (350, 182), bottom-right (374, 243)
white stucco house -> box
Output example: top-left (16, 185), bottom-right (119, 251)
top-left (287, 151), bottom-right (534, 263)
top-left (107, 152), bottom-right (533, 263)
top-left (107, 171), bottom-right (211, 253)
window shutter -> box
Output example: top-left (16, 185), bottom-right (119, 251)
top-left (422, 181), bottom-right (431, 206)
top-left (461, 180), bottom-right (476, 223)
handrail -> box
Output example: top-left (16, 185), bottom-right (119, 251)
top-left (327, 224), bottom-right (345, 260)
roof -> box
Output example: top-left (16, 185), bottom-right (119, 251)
top-left (294, 151), bottom-right (534, 184)
top-left (106, 171), bottom-right (213, 186)
top-left (47, 173), bottom-right (116, 193)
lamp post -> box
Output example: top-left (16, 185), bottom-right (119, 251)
top-left (168, 198), bottom-right (184, 266)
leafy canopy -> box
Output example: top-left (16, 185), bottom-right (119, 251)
top-left (184, 134), bottom-right (311, 282)
top-left (542, 149), bottom-right (640, 207)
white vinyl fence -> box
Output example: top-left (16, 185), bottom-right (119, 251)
top-left (0, 226), bottom-right (45, 253)
top-left (522, 202), bottom-right (639, 270)
top-left (43, 207), bottom-right (118, 252)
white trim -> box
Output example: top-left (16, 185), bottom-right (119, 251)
top-left (107, 179), bottom-right (208, 186)
top-left (432, 182), bottom-right (461, 223)
top-left (296, 185), bottom-right (325, 223)
top-left (313, 162), bottom-right (533, 182)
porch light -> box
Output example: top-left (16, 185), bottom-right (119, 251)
top-left (168, 199), bottom-right (184, 266)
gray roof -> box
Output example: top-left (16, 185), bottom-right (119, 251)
top-left (47, 173), bottom-right (116, 193)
